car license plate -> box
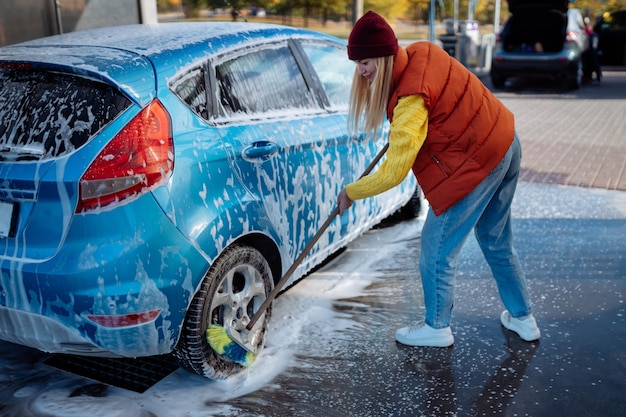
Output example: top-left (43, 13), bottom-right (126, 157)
top-left (0, 201), bottom-right (16, 238)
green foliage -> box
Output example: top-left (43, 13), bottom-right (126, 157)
top-left (575, 0), bottom-right (626, 18)
top-left (171, 0), bottom-right (626, 25)
top-left (363, 0), bottom-right (408, 19)
top-left (182, 0), bottom-right (206, 18)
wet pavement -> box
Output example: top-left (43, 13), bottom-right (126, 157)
top-left (0, 70), bottom-right (624, 416)
top-left (220, 181), bottom-right (626, 417)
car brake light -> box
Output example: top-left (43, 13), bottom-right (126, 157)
top-left (0, 62), bottom-right (33, 70)
top-left (566, 31), bottom-right (578, 43)
top-left (76, 99), bottom-right (174, 214)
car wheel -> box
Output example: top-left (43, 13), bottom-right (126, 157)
top-left (173, 244), bottom-right (273, 379)
top-left (398, 186), bottom-right (424, 219)
top-left (567, 60), bottom-right (583, 90)
top-left (490, 72), bottom-right (505, 88)
top-left (377, 186), bottom-right (424, 228)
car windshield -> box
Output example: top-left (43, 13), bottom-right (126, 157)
top-left (0, 68), bottom-right (131, 161)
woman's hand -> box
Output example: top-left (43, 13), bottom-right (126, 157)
top-left (337, 188), bottom-right (353, 215)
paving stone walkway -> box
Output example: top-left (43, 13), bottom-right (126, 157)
top-left (486, 69), bottom-right (626, 191)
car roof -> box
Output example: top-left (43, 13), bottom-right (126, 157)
top-left (0, 22), bottom-right (339, 106)
top-left (9, 22), bottom-right (329, 55)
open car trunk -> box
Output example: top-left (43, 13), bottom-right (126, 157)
top-left (502, 0), bottom-right (569, 53)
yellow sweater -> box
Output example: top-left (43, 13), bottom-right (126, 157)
top-left (346, 95), bottom-right (428, 200)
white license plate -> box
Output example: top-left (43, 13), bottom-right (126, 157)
top-left (0, 201), bottom-right (15, 238)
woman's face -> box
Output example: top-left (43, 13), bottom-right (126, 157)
top-left (356, 59), bottom-right (377, 82)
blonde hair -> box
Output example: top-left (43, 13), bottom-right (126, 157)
top-left (347, 55), bottom-right (395, 134)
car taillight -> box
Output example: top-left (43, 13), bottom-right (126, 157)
top-left (566, 31), bottom-right (578, 43)
top-left (0, 62), bottom-right (33, 70)
top-left (494, 32), bottom-right (502, 49)
top-left (76, 99), bottom-right (174, 214)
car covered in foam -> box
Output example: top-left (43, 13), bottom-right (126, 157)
top-left (0, 22), bottom-right (418, 378)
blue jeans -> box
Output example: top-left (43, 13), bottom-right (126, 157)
top-left (419, 133), bottom-right (532, 329)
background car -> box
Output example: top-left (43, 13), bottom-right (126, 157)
top-left (594, 9), bottom-right (626, 66)
top-left (0, 22), bottom-right (419, 379)
top-left (490, 0), bottom-right (589, 89)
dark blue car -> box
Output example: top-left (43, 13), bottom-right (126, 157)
top-left (594, 9), bottom-right (626, 66)
top-left (0, 22), bottom-right (418, 378)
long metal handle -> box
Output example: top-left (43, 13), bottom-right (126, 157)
top-left (246, 143), bottom-right (389, 331)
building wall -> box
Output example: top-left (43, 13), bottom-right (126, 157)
top-left (0, 0), bottom-right (157, 47)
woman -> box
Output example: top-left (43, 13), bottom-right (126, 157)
top-left (337, 11), bottom-right (540, 347)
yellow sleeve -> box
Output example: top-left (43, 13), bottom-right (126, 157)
top-left (345, 95), bottom-right (428, 200)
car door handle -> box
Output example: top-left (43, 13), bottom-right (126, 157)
top-left (352, 132), bottom-right (367, 142)
top-left (242, 141), bottom-right (280, 162)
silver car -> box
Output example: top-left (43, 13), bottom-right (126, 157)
top-left (490, 1), bottom-right (589, 89)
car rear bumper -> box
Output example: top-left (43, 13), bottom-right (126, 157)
top-left (0, 193), bottom-right (207, 358)
top-left (0, 306), bottom-right (109, 355)
top-left (491, 56), bottom-right (578, 76)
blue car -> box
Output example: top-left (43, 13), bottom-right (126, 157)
top-left (0, 22), bottom-right (418, 378)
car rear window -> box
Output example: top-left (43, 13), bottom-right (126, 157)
top-left (0, 68), bottom-right (131, 161)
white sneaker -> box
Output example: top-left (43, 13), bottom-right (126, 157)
top-left (500, 310), bottom-right (541, 341)
top-left (395, 321), bottom-right (454, 347)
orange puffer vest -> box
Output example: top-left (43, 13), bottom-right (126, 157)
top-left (388, 42), bottom-right (515, 216)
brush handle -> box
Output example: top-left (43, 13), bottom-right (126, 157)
top-left (246, 143), bottom-right (389, 331)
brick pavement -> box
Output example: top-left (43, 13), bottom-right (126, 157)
top-left (485, 69), bottom-right (626, 191)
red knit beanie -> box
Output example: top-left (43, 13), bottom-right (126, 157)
top-left (348, 11), bottom-right (399, 61)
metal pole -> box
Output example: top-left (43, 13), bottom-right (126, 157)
top-left (54, 0), bottom-right (63, 34)
top-left (352, 0), bottom-right (363, 26)
top-left (494, 0), bottom-right (501, 33)
top-left (429, 0), bottom-right (435, 42)
top-left (138, 0), bottom-right (158, 24)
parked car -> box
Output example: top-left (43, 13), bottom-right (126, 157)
top-left (594, 10), bottom-right (626, 66)
top-left (0, 22), bottom-right (419, 379)
top-left (490, 1), bottom-right (589, 89)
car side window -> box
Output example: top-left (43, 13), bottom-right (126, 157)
top-left (301, 43), bottom-right (354, 109)
top-left (215, 45), bottom-right (316, 117)
top-left (171, 67), bottom-right (208, 119)
top-left (570, 11), bottom-right (584, 30)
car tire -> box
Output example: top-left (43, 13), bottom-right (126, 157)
top-left (174, 244), bottom-right (273, 379)
top-left (398, 186), bottom-right (424, 219)
top-left (491, 72), bottom-right (506, 88)
top-left (567, 60), bottom-right (583, 90)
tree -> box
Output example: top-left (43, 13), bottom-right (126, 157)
top-left (405, 0), bottom-right (433, 23)
top-left (364, 0), bottom-right (410, 20)
top-left (182, 0), bottom-right (207, 17)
